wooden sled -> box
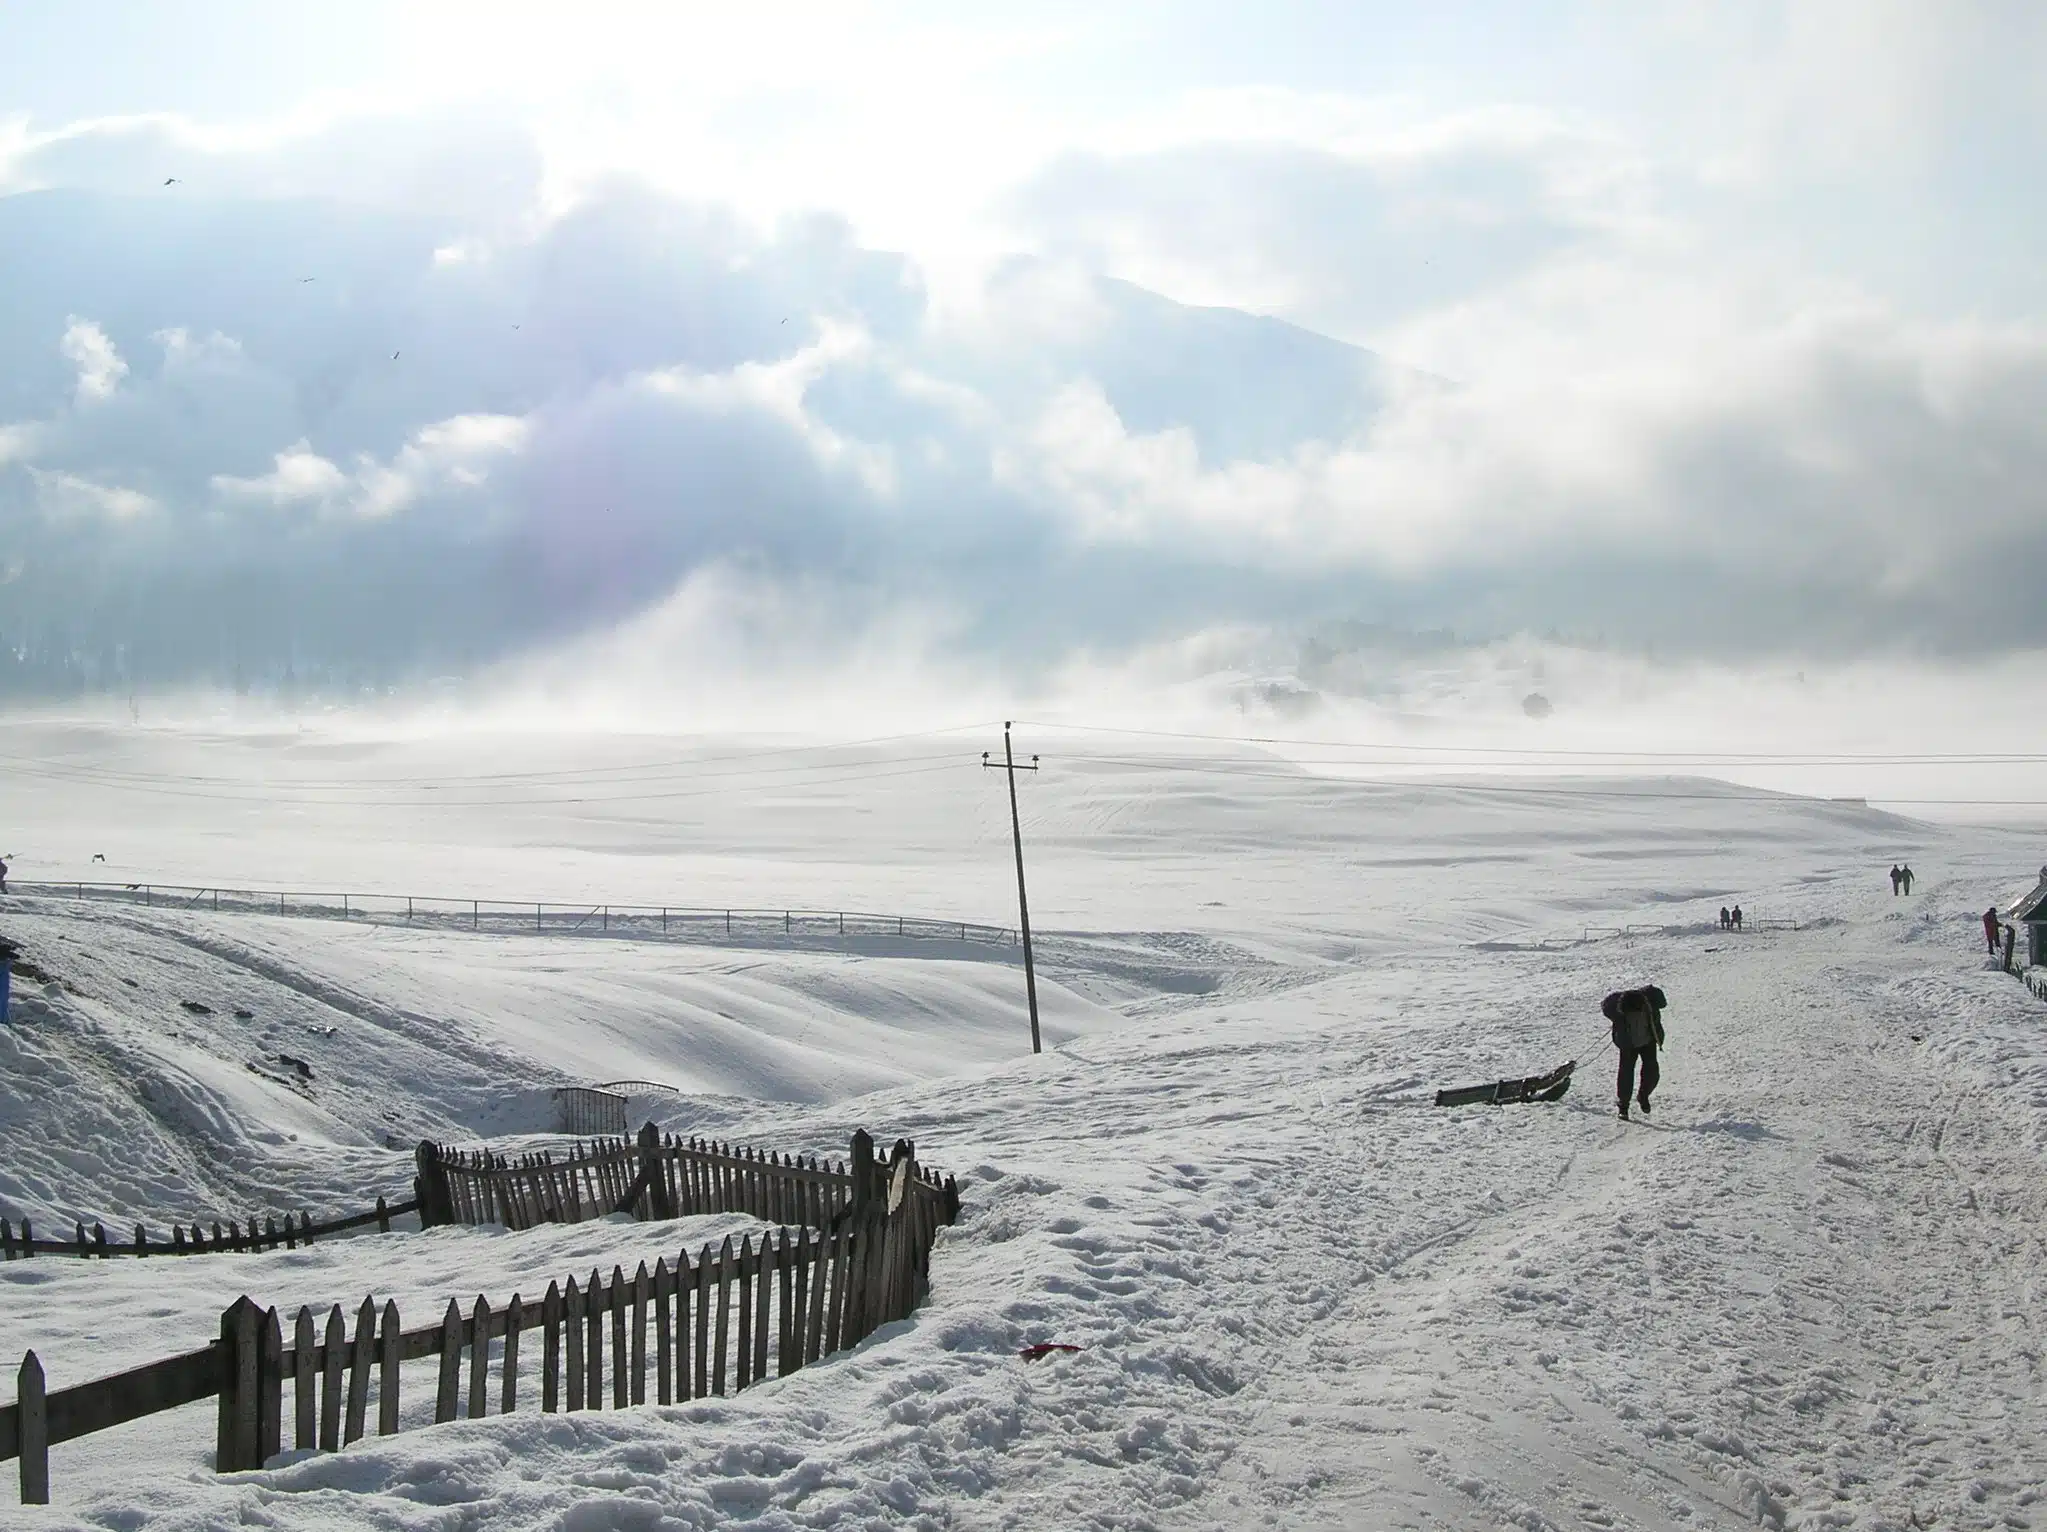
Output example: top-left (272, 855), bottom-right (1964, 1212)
top-left (1434, 1059), bottom-right (1575, 1108)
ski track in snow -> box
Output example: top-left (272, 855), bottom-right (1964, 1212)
top-left (0, 732), bottom-right (2044, 1529)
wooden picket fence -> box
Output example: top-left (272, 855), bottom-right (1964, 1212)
top-left (0, 1129), bottom-right (957, 1505)
top-left (410, 1123), bottom-right (960, 1237)
top-left (1, 1197), bottom-right (414, 1261)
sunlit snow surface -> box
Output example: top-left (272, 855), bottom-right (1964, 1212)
top-left (1, 719), bottom-right (2044, 1529)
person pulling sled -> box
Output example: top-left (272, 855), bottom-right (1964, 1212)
top-left (1603, 985), bottom-right (1667, 1121)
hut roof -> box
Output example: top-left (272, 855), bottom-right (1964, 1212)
top-left (2014, 871), bottom-right (2047, 923)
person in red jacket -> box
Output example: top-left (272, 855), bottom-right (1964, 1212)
top-left (1984, 905), bottom-right (2002, 955)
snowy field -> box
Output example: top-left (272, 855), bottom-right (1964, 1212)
top-left (2, 717), bottom-right (2046, 1529)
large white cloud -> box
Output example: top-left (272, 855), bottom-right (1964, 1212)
top-left (1, 31), bottom-right (2043, 699)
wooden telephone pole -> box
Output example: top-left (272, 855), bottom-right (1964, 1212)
top-left (983, 722), bottom-right (1042, 1054)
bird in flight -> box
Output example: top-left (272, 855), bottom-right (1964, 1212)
top-left (298, 276), bottom-right (316, 283)
top-left (391, 351), bottom-right (400, 360)
top-left (511, 323), bottom-right (521, 330)
top-left (162, 177), bottom-right (179, 186)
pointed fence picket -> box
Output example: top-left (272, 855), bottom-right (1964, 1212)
top-left (0, 1129), bottom-right (957, 1505)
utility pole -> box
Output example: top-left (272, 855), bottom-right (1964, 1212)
top-left (983, 722), bottom-right (1042, 1054)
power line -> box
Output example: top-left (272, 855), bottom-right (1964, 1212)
top-left (1016, 719), bottom-right (2047, 765)
top-left (1055, 754), bottom-right (2047, 807)
top-left (0, 755), bottom-right (978, 809)
top-left (0, 721), bottom-right (999, 790)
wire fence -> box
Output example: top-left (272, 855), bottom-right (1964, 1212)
top-left (6, 881), bottom-right (1017, 950)
top-left (1473, 911), bottom-right (1799, 953)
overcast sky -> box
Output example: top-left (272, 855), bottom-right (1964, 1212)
top-left (1, 0), bottom-right (2043, 697)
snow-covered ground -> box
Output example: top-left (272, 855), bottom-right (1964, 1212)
top-left (3, 718), bottom-right (2046, 1529)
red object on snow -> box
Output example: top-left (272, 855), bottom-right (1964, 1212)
top-left (1017, 1343), bottom-right (1083, 1362)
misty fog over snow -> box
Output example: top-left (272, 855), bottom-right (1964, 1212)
top-left (4, 6), bottom-right (2047, 1531)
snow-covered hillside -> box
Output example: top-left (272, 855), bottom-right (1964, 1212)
top-left (2, 721), bottom-right (2045, 1529)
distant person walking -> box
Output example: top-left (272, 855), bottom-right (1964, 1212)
top-left (1890, 865), bottom-right (1902, 895)
top-left (1719, 906), bottom-right (1731, 930)
top-left (1731, 905), bottom-right (1743, 930)
top-left (1899, 865), bottom-right (1914, 895)
top-left (1984, 905), bottom-right (2002, 955)
top-left (1604, 985), bottom-right (1667, 1120)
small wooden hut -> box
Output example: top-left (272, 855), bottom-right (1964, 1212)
top-left (2014, 866), bottom-right (2047, 969)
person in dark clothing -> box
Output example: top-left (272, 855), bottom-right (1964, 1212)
top-left (1719, 906), bottom-right (1731, 929)
top-left (1731, 905), bottom-right (1743, 930)
top-left (1899, 865), bottom-right (1914, 895)
top-left (1889, 865), bottom-right (1901, 895)
top-left (1984, 905), bottom-right (2002, 954)
top-left (0, 857), bottom-right (8, 894)
top-left (1603, 985), bottom-right (1667, 1120)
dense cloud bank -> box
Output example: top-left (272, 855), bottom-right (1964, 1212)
top-left (1, 111), bottom-right (2043, 702)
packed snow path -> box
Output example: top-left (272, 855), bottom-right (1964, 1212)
top-left (7, 892), bottom-right (2045, 1528)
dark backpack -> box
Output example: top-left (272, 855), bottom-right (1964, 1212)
top-left (1604, 985), bottom-right (1667, 1047)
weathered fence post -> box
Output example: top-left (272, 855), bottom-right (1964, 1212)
top-left (844, 1130), bottom-right (881, 1342)
top-left (18, 1351), bottom-right (48, 1504)
top-left (435, 1299), bottom-right (463, 1423)
top-left (293, 1308), bottom-right (316, 1449)
top-left (217, 1297), bottom-right (261, 1472)
top-left (258, 1307), bottom-right (283, 1466)
top-left (415, 1141), bottom-right (455, 1228)
top-left (638, 1122), bottom-right (674, 1220)
top-left (849, 1129), bottom-right (877, 1218)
